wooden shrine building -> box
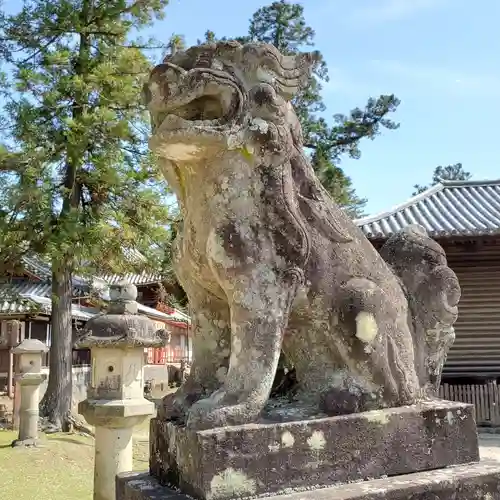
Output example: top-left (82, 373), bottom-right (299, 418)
top-left (356, 179), bottom-right (500, 382)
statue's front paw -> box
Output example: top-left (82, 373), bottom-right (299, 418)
top-left (158, 393), bottom-right (187, 421)
top-left (186, 399), bottom-right (228, 430)
top-left (185, 389), bottom-right (255, 430)
top-left (158, 389), bottom-right (203, 422)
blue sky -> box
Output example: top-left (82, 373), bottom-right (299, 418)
top-left (3, 0), bottom-right (499, 216)
top-left (150, 0), bottom-right (500, 215)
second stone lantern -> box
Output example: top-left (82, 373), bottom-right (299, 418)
top-left (76, 281), bottom-right (169, 500)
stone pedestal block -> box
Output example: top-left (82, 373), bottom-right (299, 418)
top-left (117, 462), bottom-right (500, 500)
top-left (150, 401), bottom-right (478, 500)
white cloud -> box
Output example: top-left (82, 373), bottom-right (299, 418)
top-left (351, 0), bottom-right (445, 24)
top-left (369, 59), bottom-right (500, 96)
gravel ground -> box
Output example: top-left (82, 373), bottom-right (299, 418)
top-left (479, 434), bottom-right (500, 461)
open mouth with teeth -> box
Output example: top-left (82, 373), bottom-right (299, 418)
top-left (156, 76), bottom-right (241, 133)
top-left (173, 95), bottom-right (227, 121)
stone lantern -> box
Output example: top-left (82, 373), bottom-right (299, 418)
top-left (11, 338), bottom-right (48, 447)
top-left (76, 281), bottom-right (169, 500)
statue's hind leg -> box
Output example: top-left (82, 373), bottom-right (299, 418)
top-left (286, 277), bottom-right (420, 416)
top-left (333, 277), bottom-right (420, 408)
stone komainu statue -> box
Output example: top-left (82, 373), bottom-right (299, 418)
top-left (144, 41), bottom-right (460, 430)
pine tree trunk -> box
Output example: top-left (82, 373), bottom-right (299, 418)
top-left (39, 260), bottom-right (74, 431)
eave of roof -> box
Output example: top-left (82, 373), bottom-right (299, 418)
top-left (93, 282), bottom-right (190, 324)
top-left (0, 292), bottom-right (98, 320)
top-left (23, 295), bottom-right (99, 320)
top-left (0, 278), bottom-right (87, 298)
top-left (0, 280), bottom-right (190, 324)
top-left (354, 179), bottom-right (500, 239)
top-left (20, 254), bottom-right (164, 287)
top-left (136, 302), bottom-right (190, 325)
top-left (0, 294), bottom-right (41, 316)
top-left (97, 271), bottom-right (163, 286)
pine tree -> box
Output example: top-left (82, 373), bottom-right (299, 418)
top-left (413, 163), bottom-right (472, 195)
top-left (167, 33), bottom-right (186, 55)
top-left (0, 0), bottom-right (172, 429)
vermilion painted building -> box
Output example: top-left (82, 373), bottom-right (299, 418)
top-left (0, 255), bottom-right (191, 391)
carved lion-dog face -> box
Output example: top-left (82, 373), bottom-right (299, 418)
top-left (144, 41), bottom-right (319, 162)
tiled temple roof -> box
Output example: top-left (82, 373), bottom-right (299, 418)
top-left (21, 253), bottom-right (163, 286)
top-left (355, 179), bottom-right (500, 239)
top-left (97, 271), bottom-right (163, 286)
top-left (0, 281), bottom-right (97, 320)
top-left (0, 279), bottom-right (190, 324)
top-left (7, 254), bottom-right (189, 324)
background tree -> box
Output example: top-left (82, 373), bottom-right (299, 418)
top-left (0, 0), bottom-right (173, 430)
top-left (201, 0), bottom-right (401, 217)
top-left (412, 163), bottom-right (472, 195)
top-left (167, 33), bottom-right (186, 55)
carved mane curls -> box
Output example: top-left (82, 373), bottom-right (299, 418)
top-left (234, 43), bottom-right (354, 269)
top-left (280, 105), bottom-right (353, 270)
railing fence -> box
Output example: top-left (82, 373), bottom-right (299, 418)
top-left (440, 382), bottom-right (500, 426)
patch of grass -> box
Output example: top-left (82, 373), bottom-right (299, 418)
top-left (1, 431), bottom-right (94, 500)
top-left (0, 429), bottom-right (151, 500)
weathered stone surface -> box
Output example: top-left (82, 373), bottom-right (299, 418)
top-left (11, 338), bottom-right (48, 447)
top-left (379, 224), bottom-right (460, 395)
top-left (149, 401), bottom-right (478, 500)
top-left (117, 462), bottom-right (500, 500)
top-left (145, 40), bottom-right (461, 431)
top-left (77, 281), bottom-right (160, 500)
top-left (76, 281), bottom-right (169, 349)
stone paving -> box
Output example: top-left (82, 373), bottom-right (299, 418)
top-left (479, 434), bottom-right (500, 461)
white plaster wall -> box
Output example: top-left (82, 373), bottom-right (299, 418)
top-left (38, 366), bottom-right (91, 408)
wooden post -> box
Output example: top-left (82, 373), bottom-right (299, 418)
top-left (492, 380), bottom-right (500, 426)
top-left (7, 349), bottom-right (14, 399)
top-left (11, 355), bottom-right (20, 430)
top-left (7, 320), bottom-right (21, 399)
